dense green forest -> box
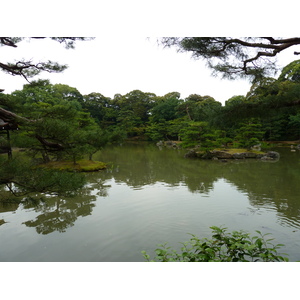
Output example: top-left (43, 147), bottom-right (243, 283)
top-left (1, 59), bottom-right (300, 158)
top-left (3, 58), bottom-right (300, 154)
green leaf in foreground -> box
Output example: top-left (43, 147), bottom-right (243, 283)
top-left (142, 226), bottom-right (289, 262)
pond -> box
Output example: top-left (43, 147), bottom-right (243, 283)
top-left (1, 142), bottom-right (300, 261)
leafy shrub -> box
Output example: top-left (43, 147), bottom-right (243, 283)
top-left (142, 226), bottom-right (289, 262)
top-left (234, 119), bottom-right (265, 149)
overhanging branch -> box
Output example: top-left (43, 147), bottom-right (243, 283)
top-left (0, 107), bottom-right (32, 124)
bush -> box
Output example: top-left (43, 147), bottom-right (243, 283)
top-left (234, 119), bottom-right (265, 149)
top-left (142, 226), bottom-right (289, 262)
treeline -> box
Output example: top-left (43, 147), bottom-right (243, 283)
top-left (77, 59), bottom-right (299, 149)
top-left (2, 60), bottom-right (300, 157)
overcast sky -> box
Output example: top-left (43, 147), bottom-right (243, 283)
top-left (0, 37), bottom-right (298, 105)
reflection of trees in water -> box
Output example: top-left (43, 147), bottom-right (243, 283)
top-left (0, 201), bottom-right (19, 213)
top-left (22, 177), bottom-right (110, 235)
top-left (95, 143), bottom-right (219, 194)
top-left (0, 167), bottom-right (111, 234)
top-left (97, 144), bottom-right (300, 228)
top-left (6, 145), bottom-right (299, 234)
top-left (0, 201), bottom-right (19, 227)
top-left (216, 150), bottom-right (300, 228)
top-left (23, 198), bottom-right (80, 234)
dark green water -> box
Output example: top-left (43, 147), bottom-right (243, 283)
top-left (1, 142), bottom-right (300, 261)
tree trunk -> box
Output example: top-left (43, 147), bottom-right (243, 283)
top-left (6, 130), bottom-right (12, 160)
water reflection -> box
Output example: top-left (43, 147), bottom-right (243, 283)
top-left (2, 143), bottom-right (300, 236)
top-left (0, 202), bottom-right (19, 227)
top-left (94, 143), bottom-right (300, 229)
top-left (0, 178), bottom-right (110, 234)
top-left (93, 143), bottom-right (219, 194)
top-left (22, 196), bottom-right (95, 234)
top-left (220, 151), bottom-right (300, 229)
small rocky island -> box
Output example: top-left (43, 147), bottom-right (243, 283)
top-left (156, 140), bottom-right (282, 161)
top-left (184, 148), bottom-right (280, 161)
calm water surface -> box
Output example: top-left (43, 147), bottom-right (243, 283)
top-left (1, 143), bottom-right (300, 261)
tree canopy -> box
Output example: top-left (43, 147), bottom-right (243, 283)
top-left (0, 37), bottom-right (90, 82)
top-left (160, 37), bottom-right (300, 82)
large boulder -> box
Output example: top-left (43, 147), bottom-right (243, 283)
top-left (261, 151), bottom-right (280, 160)
top-left (184, 149), bottom-right (198, 158)
top-left (267, 151), bottom-right (280, 159)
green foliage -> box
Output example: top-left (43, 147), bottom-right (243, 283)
top-left (160, 37), bottom-right (287, 82)
top-left (225, 95), bottom-right (246, 107)
top-left (263, 116), bottom-right (289, 141)
top-left (142, 226), bottom-right (289, 262)
top-left (146, 118), bottom-right (186, 142)
top-left (179, 122), bottom-right (223, 149)
top-left (289, 113), bottom-right (300, 127)
top-left (81, 92), bottom-right (113, 126)
top-left (150, 93), bottom-right (183, 123)
top-left (7, 81), bottom-right (114, 164)
top-left (145, 121), bottom-right (167, 141)
top-left (181, 95), bottom-right (222, 123)
top-left (234, 119), bottom-right (265, 149)
top-left (288, 113), bottom-right (300, 139)
top-left (218, 71), bottom-right (300, 142)
top-left (179, 122), bottom-right (205, 148)
top-left (214, 130), bottom-right (233, 147)
top-left (278, 60), bottom-right (300, 83)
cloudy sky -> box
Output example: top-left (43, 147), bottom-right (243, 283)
top-left (1, 37), bottom-right (298, 105)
